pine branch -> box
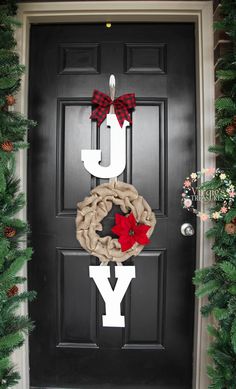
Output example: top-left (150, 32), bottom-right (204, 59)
top-left (0, 3), bottom-right (36, 388)
top-left (219, 261), bottom-right (236, 281)
top-left (194, 2), bottom-right (236, 387)
top-left (216, 69), bottom-right (236, 81)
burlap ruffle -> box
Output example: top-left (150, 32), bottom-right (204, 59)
top-left (76, 181), bottom-right (156, 263)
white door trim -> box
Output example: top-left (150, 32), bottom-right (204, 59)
top-left (14, 2), bottom-right (215, 388)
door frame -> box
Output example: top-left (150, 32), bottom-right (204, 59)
top-left (14, 2), bottom-right (214, 389)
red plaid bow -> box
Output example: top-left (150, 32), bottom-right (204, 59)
top-left (90, 89), bottom-right (136, 127)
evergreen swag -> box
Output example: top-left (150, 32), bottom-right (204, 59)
top-left (193, 1), bottom-right (236, 388)
top-left (0, 1), bottom-right (36, 388)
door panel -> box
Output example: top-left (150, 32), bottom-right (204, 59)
top-left (28, 23), bottom-right (196, 388)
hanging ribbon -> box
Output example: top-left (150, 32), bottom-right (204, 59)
top-left (90, 89), bottom-right (136, 127)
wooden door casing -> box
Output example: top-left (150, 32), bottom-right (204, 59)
top-left (28, 23), bottom-right (196, 388)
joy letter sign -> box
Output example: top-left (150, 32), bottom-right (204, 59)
top-left (79, 75), bottom-right (138, 328)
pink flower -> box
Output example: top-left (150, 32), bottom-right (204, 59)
top-left (220, 206), bottom-right (228, 214)
top-left (184, 180), bottom-right (191, 188)
top-left (182, 193), bottom-right (186, 197)
top-left (229, 191), bottom-right (235, 198)
top-left (205, 167), bottom-right (216, 176)
top-left (200, 213), bottom-right (209, 221)
top-left (184, 199), bottom-right (192, 208)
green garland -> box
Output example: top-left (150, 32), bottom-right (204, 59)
top-left (0, 1), bottom-right (36, 388)
top-left (194, 1), bottom-right (236, 388)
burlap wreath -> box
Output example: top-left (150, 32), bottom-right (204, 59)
top-left (76, 181), bottom-right (156, 263)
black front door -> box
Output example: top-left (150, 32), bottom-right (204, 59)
top-left (28, 23), bottom-right (196, 389)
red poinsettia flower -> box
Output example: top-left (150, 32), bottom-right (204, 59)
top-left (112, 213), bottom-right (151, 252)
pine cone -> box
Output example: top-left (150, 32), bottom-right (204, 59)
top-left (4, 226), bottom-right (16, 238)
top-left (7, 285), bottom-right (19, 297)
top-left (231, 217), bottom-right (236, 225)
top-left (1, 141), bottom-right (13, 152)
top-left (224, 223), bottom-right (236, 235)
top-left (225, 124), bottom-right (235, 137)
top-left (233, 115), bottom-right (236, 127)
top-left (6, 95), bottom-right (16, 106)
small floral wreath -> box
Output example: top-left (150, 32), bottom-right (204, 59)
top-left (76, 181), bottom-right (156, 263)
top-left (181, 168), bottom-right (235, 221)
